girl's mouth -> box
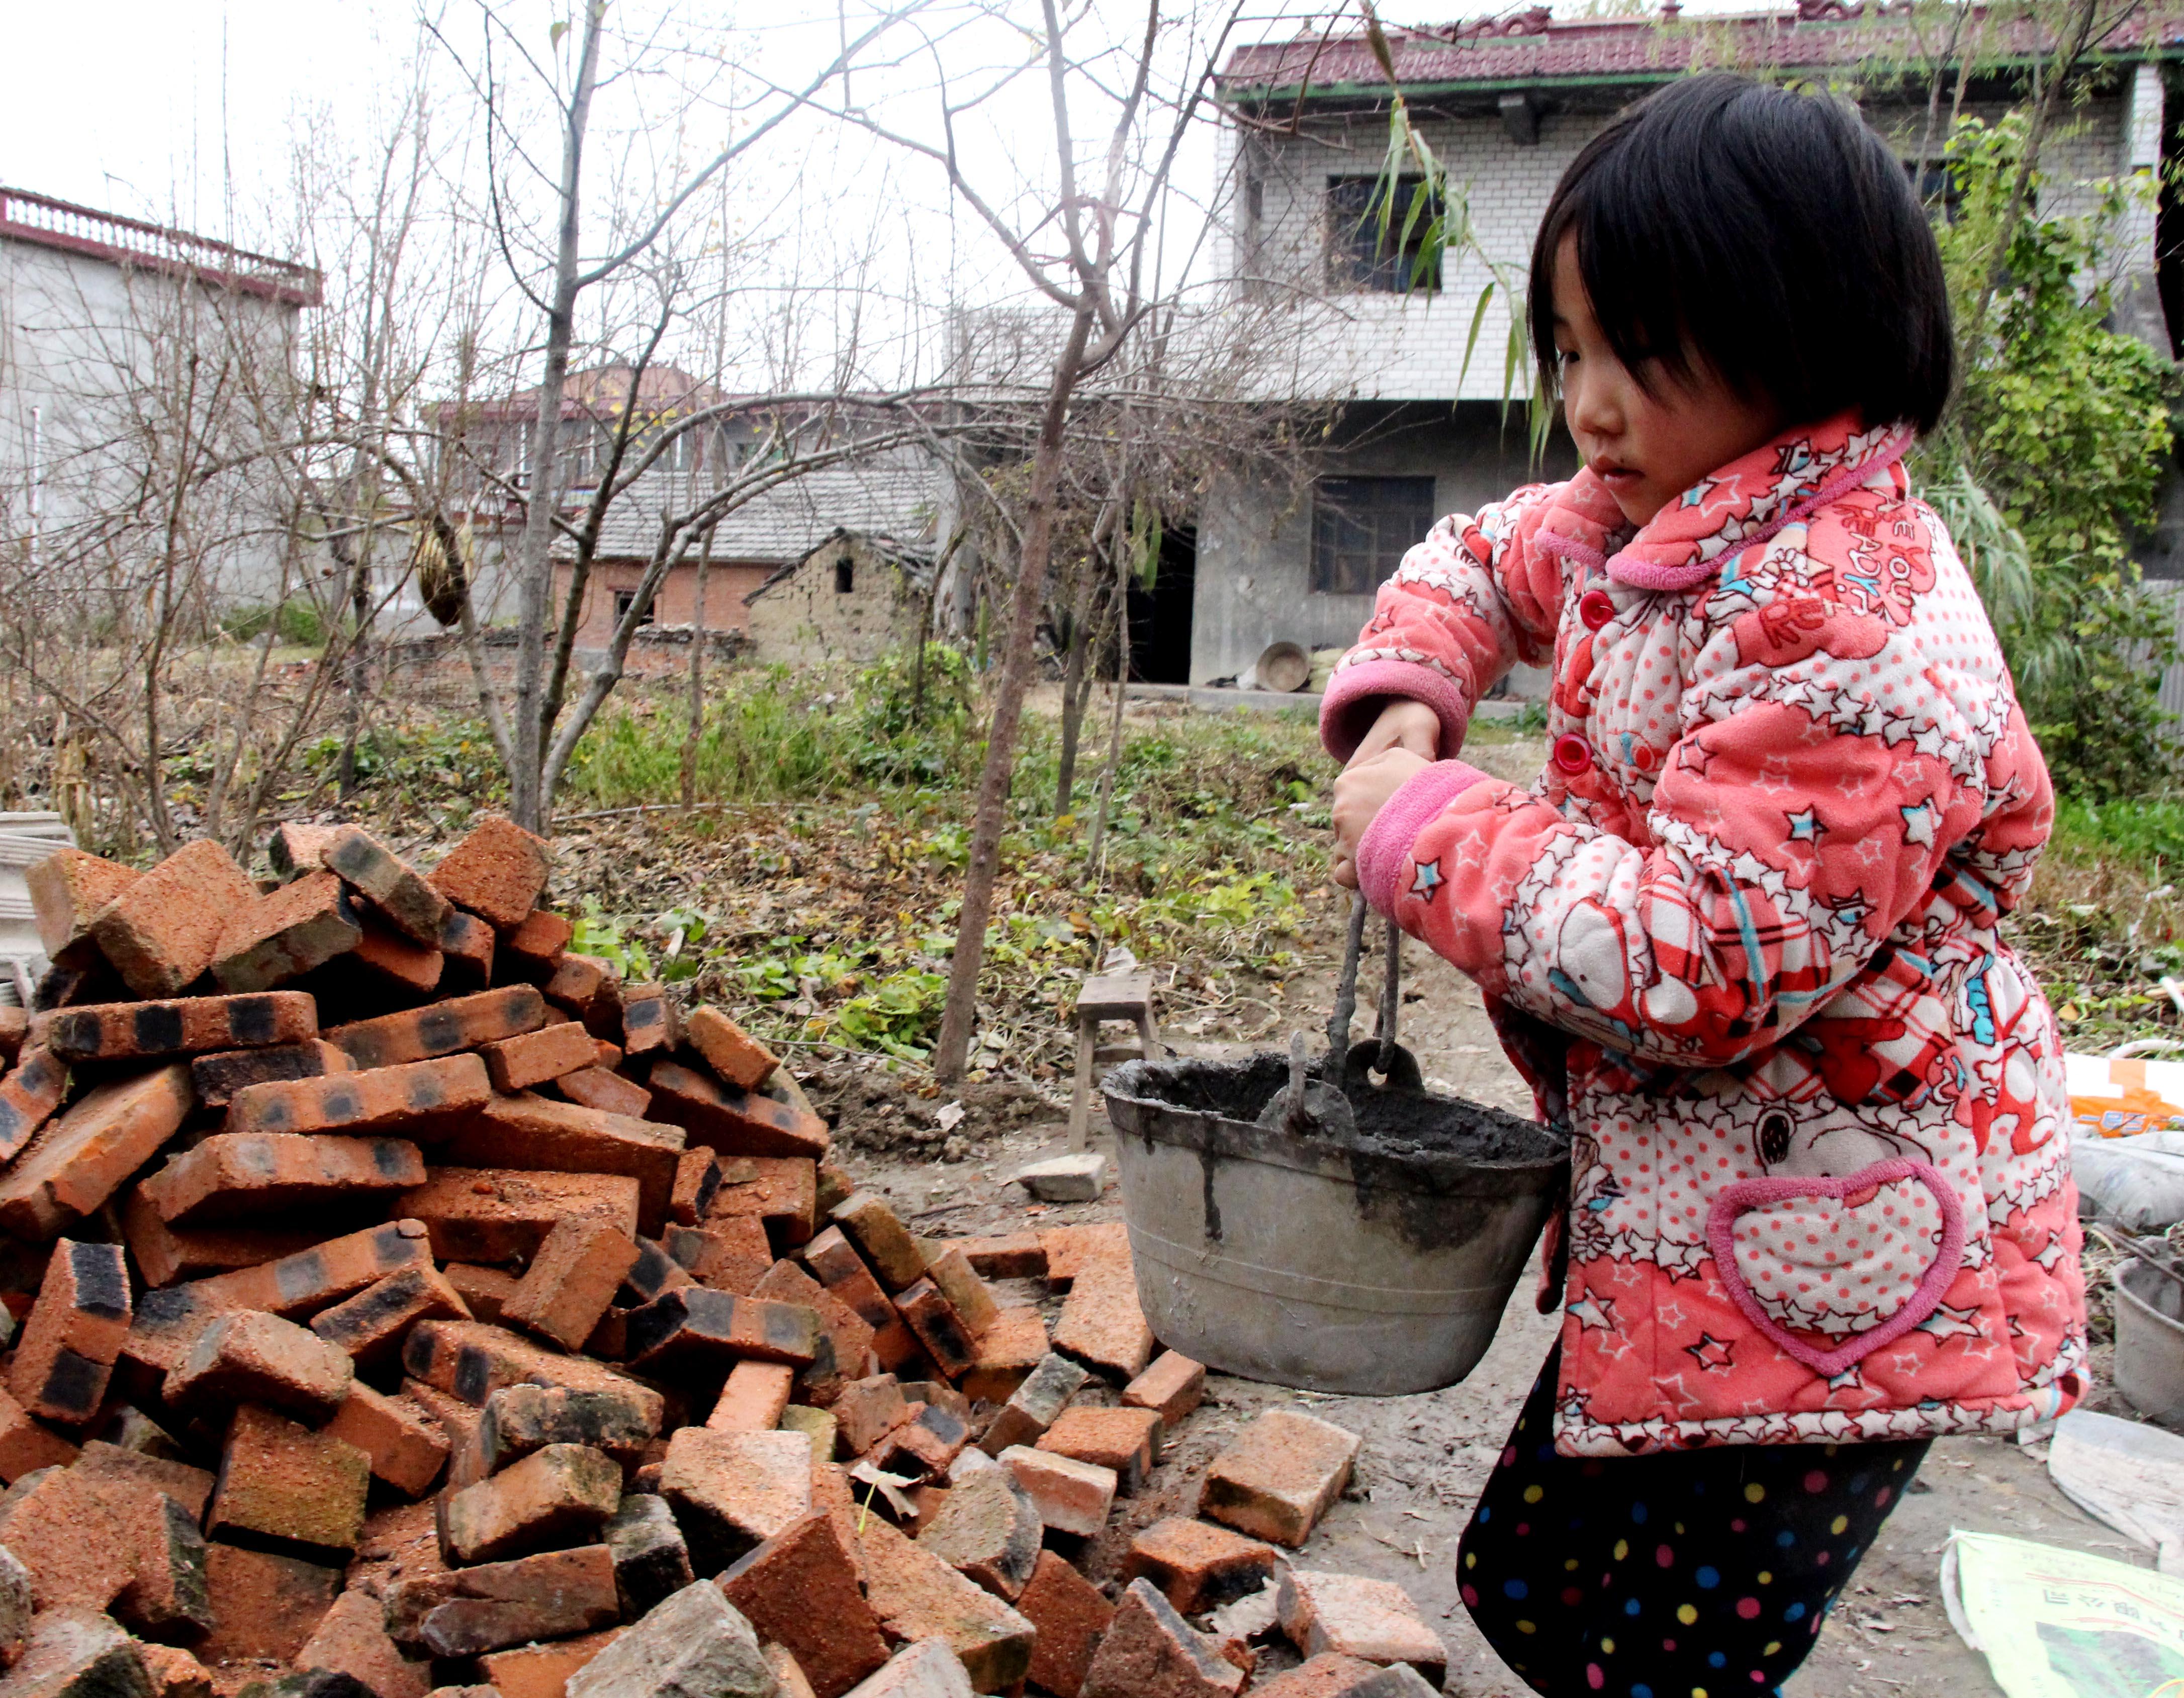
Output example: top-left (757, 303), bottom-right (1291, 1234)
top-left (1591, 457), bottom-right (1643, 488)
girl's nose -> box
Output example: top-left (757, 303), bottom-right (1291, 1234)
top-left (1567, 369), bottom-right (1619, 443)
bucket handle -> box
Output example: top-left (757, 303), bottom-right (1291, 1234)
top-left (1326, 893), bottom-right (1409, 1077)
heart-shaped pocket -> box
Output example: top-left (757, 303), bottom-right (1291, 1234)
top-left (1704, 1159), bottom-right (1968, 1378)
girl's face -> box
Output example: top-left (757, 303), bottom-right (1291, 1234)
top-left (1551, 233), bottom-right (1782, 528)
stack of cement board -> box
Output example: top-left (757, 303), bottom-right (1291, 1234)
top-left (0, 817), bottom-right (1434, 1698)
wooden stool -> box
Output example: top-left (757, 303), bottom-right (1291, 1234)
top-left (1067, 972), bottom-right (1160, 1152)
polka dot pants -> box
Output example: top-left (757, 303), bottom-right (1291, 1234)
top-left (1456, 1344), bottom-right (1929, 1697)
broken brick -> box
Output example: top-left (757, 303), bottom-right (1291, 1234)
top-left (601, 1493), bottom-right (690, 1618)
top-left (441, 1443), bottom-right (621, 1565)
top-left (479, 1023), bottom-right (600, 1094)
top-left (543, 957), bottom-right (616, 1026)
top-left (682, 1009), bottom-right (779, 1092)
top-left (1038, 1406), bottom-right (1160, 1495)
top-left (649, 1063), bottom-right (826, 1161)
top-left (706, 1157), bottom-right (818, 1254)
top-left (1198, 1410), bottom-right (1360, 1549)
top-left (1274, 1572), bottom-right (1446, 1682)
top-left (480, 1629), bottom-right (624, 1698)
top-left (473, 1385), bottom-right (658, 1480)
top-left (566, 1582), bottom-right (775, 1698)
top-left (0, 1066), bottom-right (192, 1240)
top-left (834, 1377), bottom-right (912, 1456)
top-left (320, 826), bottom-right (450, 947)
top-left (212, 874), bottom-right (363, 993)
top-left (444, 1095), bottom-right (683, 1235)
top-left (140, 1132), bottom-right (425, 1226)
top-left (1082, 1580), bottom-right (1247, 1698)
top-left (47, 991), bottom-right (318, 1064)
top-left (558, 1066), bottom-right (652, 1120)
top-left (954, 1236), bottom-right (1045, 1281)
top-left (1038, 1224), bottom-right (1128, 1289)
top-left (398, 1169), bottom-right (640, 1264)
top-left (190, 1039), bottom-right (347, 1111)
top-left (959, 1308), bottom-right (1047, 1406)
top-left (114, 1287), bottom-right (227, 1399)
top-left (444, 1264), bottom-right (520, 1325)
top-left (0, 1608), bottom-right (152, 1698)
top-left (617, 1238), bottom-right (691, 1308)
top-left (923, 1249), bottom-right (999, 1341)
top-left (26, 849), bottom-right (140, 959)
top-left (437, 907), bottom-right (497, 991)
top-left (780, 1406), bottom-right (837, 1462)
top-left (748, 1261), bottom-right (872, 1405)
top-left (297, 1589), bottom-right (430, 1698)
top-left (829, 1194), bottom-right (927, 1292)
top-left (673, 1218), bottom-right (775, 1295)
top-left (206, 1404), bottom-right (370, 1556)
top-left (0, 1387), bottom-right (78, 1483)
top-left (327, 985), bottom-right (545, 1070)
top-left (71, 1441), bottom-right (213, 1522)
top-left (311, 1262), bottom-right (473, 1366)
top-left (707, 1361), bottom-right (794, 1433)
top-left (718, 1510), bottom-right (890, 1698)
top-left (428, 816), bottom-right (551, 932)
top-left (400, 1323), bottom-right (663, 1429)
top-left (350, 919), bottom-right (446, 997)
top-left (268, 824), bottom-right (342, 882)
top-left (854, 1514), bottom-right (1035, 1695)
top-left (840, 1642), bottom-right (973, 1698)
top-left (1123, 1352), bottom-right (1206, 1428)
top-left (916, 1469), bottom-right (1040, 1602)
top-left (498, 911), bottom-right (574, 983)
top-left (89, 838), bottom-right (257, 997)
top-left (892, 1280), bottom-right (975, 1380)
top-left (1240, 1655), bottom-right (1391, 1698)
top-left (322, 1383), bottom-right (450, 1497)
top-left (658, 1427), bottom-right (813, 1570)
top-left (10, 1239), bottom-right (130, 1426)
top-left (1017, 1551), bottom-right (1114, 1698)
top-left (800, 1229), bottom-right (894, 1328)
top-left (670, 1151), bottom-right (721, 1227)
top-left (616, 985), bottom-right (676, 1057)
top-left (765, 1645), bottom-right (818, 1698)
top-left (870, 1405), bottom-right (969, 1482)
top-left (0, 1465), bottom-right (128, 1610)
top-left (0, 1049), bottom-right (68, 1166)
top-left (997, 1446), bottom-right (1115, 1539)
top-left (503, 1218), bottom-right (642, 1352)
top-left (1124, 1520), bottom-right (1282, 1614)
top-left (624, 1287), bottom-right (822, 1375)
top-left (1053, 1254), bottom-right (1156, 1381)
top-left (191, 1218), bottom-right (432, 1317)
top-left (227, 1055), bottom-right (489, 1140)
top-left (104, 1473), bottom-right (214, 1638)
top-left (411, 1546), bottom-right (619, 1658)
top-left (137, 1644), bottom-right (212, 1698)
top-left (198, 1543), bottom-right (342, 1663)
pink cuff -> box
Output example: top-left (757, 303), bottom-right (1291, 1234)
top-left (1319, 659), bottom-right (1471, 763)
top-left (1356, 760), bottom-right (1488, 915)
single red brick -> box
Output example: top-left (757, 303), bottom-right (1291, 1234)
top-left (660, 1427), bottom-right (812, 1571)
top-left (682, 1008), bottom-right (779, 1091)
top-left (138, 1643), bottom-right (213, 1698)
top-left (10, 1239), bottom-right (130, 1425)
top-left (718, 1510), bottom-right (890, 1698)
top-left (1082, 1579), bottom-right (1246, 1698)
top-left (47, 991), bottom-right (317, 1064)
top-left (443, 1094), bottom-right (683, 1235)
top-left (207, 1403), bottom-right (371, 1557)
top-left (0, 1463), bottom-right (128, 1611)
top-left (893, 1280), bottom-right (976, 1380)
top-left (401, 1321), bottom-right (665, 1429)
top-left (444, 1264), bottom-right (519, 1325)
top-left (870, 1403), bottom-right (971, 1482)
top-left (473, 1384), bottom-right (658, 1481)
top-left (924, 1248), bottom-right (999, 1341)
top-left (1124, 1519), bottom-right (1281, 1614)
top-left (211, 873), bottom-right (363, 992)
top-left (1198, 1410), bottom-right (1360, 1549)
top-left (542, 955), bottom-right (617, 1023)
top-left (298, 1588), bottom-right (431, 1698)
top-left (802, 1228), bottom-right (896, 1328)
top-left (707, 1361), bottom-right (795, 1433)
top-left (650, 1061), bottom-right (828, 1161)
top-left (312, 1261), bottom-right (474, 1365)
top-left (833, 1376), bottom-right (912, 1456)
top-left (498, 910), bottom-right (574, 984)
top-left (855, 1513), bottom-right (1036, 1694)
top-left (268, 823), bottom-right (343, 883)
top-left (1123, 1352), bottom-right (1206, 1428)
top-left (670, 1150), bottom-right (722, 1227)
top-left (89, 838), bottom-right (258, 997)
top-left (327, 985), bottom-right (545, 1069)
top-left (0, 1383), bottom-right (80, 1482)
top-left (413, 1544), bottom-right (619, 1658)
top-left (1053, 1253), bottom-right (1156, 1381)
top-left (227, 1054), bottom-right (489, 1140)
top-left (191, 1037), bottom-right (347, 1110)
top-left (477, 1628), bottom-right (623, 1698)
top-left (398, 1169), bottom-right (641, 1264)
top-left (191, 1218), bottom-right (432, 1316)
top-left (504, 1218), bottom-right (642, 1352)
top-left (955, 1234), bottom-right (1046, 1281)
top-left (998, 1445), bottom-right (1115, 1538)
top-left (1038, 1223), bottom-right (1129, 1289)
top-left (960, 1308), bottom-right (1048, 1406)
top-left (320, 825), bottom-right (451, 947)
top-left (113, 1287), bottom-right (228, 1400)
top-left (140, 1131), bottom-right (425, 1226)
top-left (198, 1543), bottom-right (342, 1663)
top-left (438, 908), bottom-right (497, 991)
top-left (617, 1237), bottom-right (692, 1310)
top-left (1019, 1550), bottom-right (1114, 1698)
top-left (383, 1539), bottom-right (602, 1642)
top-left (404, 1379), bottom-right (485, 1487)
top-left (428, 816), bottom-right (551, 932)
top-left (26, 849), bottom-right (140, 959)
top-left (624, 1286), bottom-right (823, 1375)
top-left (1039, 1406), bottom-right (1161, 1494)
top-left (917, 1468), bottom-right (1041, 1602)
top-left (707, 1156), bottom-right (819, 1252)
top-left (121, 1181), bottom-right (318, 1284)
top-left (830, 1193), bottom-right (927, 1292)
top-left (69, 1440), bottom-right (214, 1523)
top-left (616, 985), bottom-right (677, 1057)
top-left (351, 917), bottom-right (446, 995)
top-left (749, 1260), bottom-right (872, 1406)
top-left (169, 1309), bottom-right (355, 1422)
top-left (0, 1049), bottom-right (68, 1169)
top-left (1275, 1571), bottom-right (1447, 1681)
top-left (556, 1065), bottom-right (652, 1119)
top-left (671, 1216), bottom-right (776, 1294)
top-left (479, 1023), bottom-right (599, 1093)
top-left (323, 1383), bottom-right (450, 1497)
top-left (441, 1442), bottom-right (621, 1564)
top-left (978, 1353), bottom-right (1085, 1458)
top-left (0, 1065), bottom-right (192, 1240)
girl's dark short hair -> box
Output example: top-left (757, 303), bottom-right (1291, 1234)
top-left (1529, 73), bottom-right (1954, 435)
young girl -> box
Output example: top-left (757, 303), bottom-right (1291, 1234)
top-left (1324, 74), bottom-right (2085, 1697)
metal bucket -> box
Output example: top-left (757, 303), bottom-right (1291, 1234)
top-left (2114, 1260), bottom-right (2184, 1423)
top-left (1103, 1052), bottom-right (1569, 1396)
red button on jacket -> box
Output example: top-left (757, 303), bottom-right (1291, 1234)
top-left (1553, 733), bottom-right (1592, 775)
top-left (1579, 588), bottom-right (1615, 630)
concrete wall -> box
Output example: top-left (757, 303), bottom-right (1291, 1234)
top-left (746, 535), bottom-right (926, 668)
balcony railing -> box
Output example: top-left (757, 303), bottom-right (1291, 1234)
top-left (0, 187), bottom-right (322, 307)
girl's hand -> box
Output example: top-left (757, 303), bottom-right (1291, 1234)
top-left (1347, 699), bottom-right (1441, 767)
top-left (1331, 747), bottom-right (1431, 888)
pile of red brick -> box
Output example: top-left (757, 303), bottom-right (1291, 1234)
top-left (0, 819), bottom-right (1447, 1698)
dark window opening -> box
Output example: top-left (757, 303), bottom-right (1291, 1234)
top-left (1311, 476), bottom-right (1437, 595)
top-left (1902, 159), bottom-right (1963, 224)
top-left (835, 557), bottom-right (854, 594)
top-left (613, 590), bottom-right (655, 625)
top-left (1328, 175), bottom-right (1441, 294)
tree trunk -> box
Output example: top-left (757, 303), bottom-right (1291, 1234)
top-left (680, 520), bottom-right (717, 806)
top-left (338, 551), bottom-right (372, 798)
top-left (1053, 555), bottom-right (1098, 814)
top-left (1085, 518), bottom-right (1135, 870)
top-left (933, 302), bottom-right (1099, 1082)
top-left (507, 5), bottom-right (605, 833)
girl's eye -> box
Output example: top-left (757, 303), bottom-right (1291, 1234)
top-left (1557, 349), bottom-right (1579, 369)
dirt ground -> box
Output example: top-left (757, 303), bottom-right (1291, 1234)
top-left (831, 738), bottom-right (2157, 1698)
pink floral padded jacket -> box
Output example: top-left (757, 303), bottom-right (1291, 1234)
top-left (1321, 414), bottom-right (2087, 1455)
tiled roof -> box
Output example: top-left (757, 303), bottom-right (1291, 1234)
top-left (585, 450), bottom-right (945, 565)
top-left (1217, 3), bottom-right (2181, 99)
